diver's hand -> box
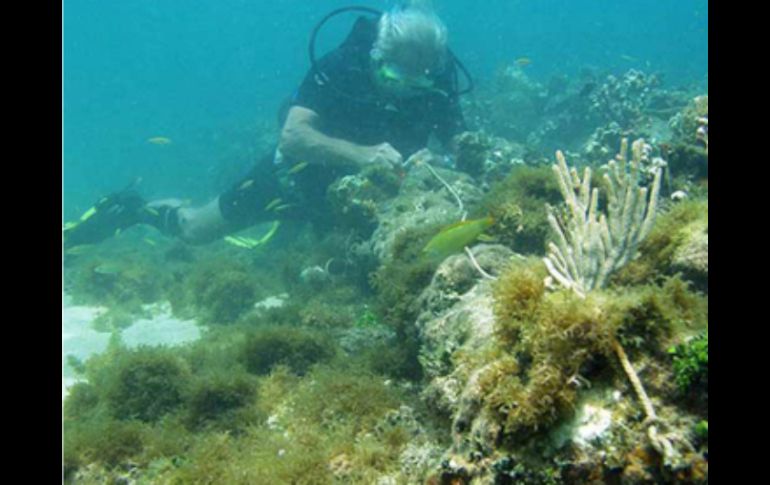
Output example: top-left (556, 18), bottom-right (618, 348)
top-left (364, 143), bottom-right (403, 170)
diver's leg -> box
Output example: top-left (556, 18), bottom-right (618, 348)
top-left (63, 152), bottom-right (290, 248)
top-left (172, 152), bottom-right (295, 244)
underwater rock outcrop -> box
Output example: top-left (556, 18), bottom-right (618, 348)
top-left (415, 256), bottom-right (707, 483)
top-left (410, 140), bottom-right (707, 482)
top-left (367, 158), bottom-right (484, 261)
top-left (588, 69), bottom-right (661, 128)
top-left (327, 162), bottom-right (401, 235)
top-left (614, 198), bottom-right (708, 292)
top-left (452, 130), bottom-right (526, 185)
top-left (414, 245), bottom-right (517, 475)
top-left (417, 244), bottom-right (516, 383)
top-left (666, 95), bottom-right (708, 181)
top-left (668, 208), bottom-right (708, 291)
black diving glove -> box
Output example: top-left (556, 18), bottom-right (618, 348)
top-left (63, 190), bottom-right (182, 249)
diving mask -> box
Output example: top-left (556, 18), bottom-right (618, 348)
top-left (375, 62), bottom-right (438, 96)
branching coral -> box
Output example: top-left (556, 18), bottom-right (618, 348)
top-left (543, 138), bottom-right (663, 297)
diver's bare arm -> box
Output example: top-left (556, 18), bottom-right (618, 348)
top-left (279, 106), bottom-right (397, 168)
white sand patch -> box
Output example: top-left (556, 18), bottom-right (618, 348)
top-left (62, 293), bottom-right (202, 401)
top-left (121, 302), bottom-right (200, 348)
top-left (62, 296), bottom-right (110, 377)
top-left (254, 293), bottom-right (289, 311)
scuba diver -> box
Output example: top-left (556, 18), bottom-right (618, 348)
top-left (63, 3), bottom-right (472, 249)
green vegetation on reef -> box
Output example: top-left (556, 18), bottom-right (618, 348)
top-left (610, 275), bottom-right (707, 353)
top-left (63, 382), bottom-right (100, 420)
top-left (694, 420), bottom-right (708, 442)
top-left (184, 259), bottom-right (259, 324)
top-left (62, 176), bottom-right (709, 484)
top-left (669, 331), bottom-right (708, 413)
top-left (476, 164), bottom-right (564, 254)
top-left (358, 341), bottom-right (422, 380)
top-left (94, 346), bottom-right (192, 422)
top-left (369, 224), bottom-right (443, 380)
top-left (370, 225), bottom-right (440, 322)
top-left (240, 326), bottom-right (337, 375)
top-left (614, 198), bottom-right (708, 287)
top-left (64, 417), bottom-right (147, 471)
top-left (64, 337), bottom-right (415, 484)
top-left (185, 371), bottom-right (259, 431)
top-left (483, 258), bottom-right (707, 437)
top-left (67, 255), bottom-right (168, 314)
top-left (485, 259), bottom-right (615, 435)
top-left (453, 130), bottom-right (491, 176)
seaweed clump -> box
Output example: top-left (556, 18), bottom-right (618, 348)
top-left (483, 259), bottom-right (706, 438)
top-left (183, 259), bottom-right (259, 324)
top-left (64, 418), bottom-right (147, 472)
top-left (484, 260), bottom-right (614, 436)
top-left (240, 326), bottom-right (337, 375)
top-left (453, 130), bottom-right (492, 177)
top-left (476, 164), bottom-right (564, 255)
top-left (63, 382), bottom-right (100, 421)
top-left (93, 346), bottom-right (192, 422)
top-left (67, 256), bottom-right (167, 313)
top-left (614, 198), bottom-right (708, 288)
top-left (154, 365), bottom-right (410, 484)
top-left (185, 371), bottom-right (259, 431)
top-left (669, 331), bottom-right (708, 415)
top-left (369, 224), bottom-right (443, 380)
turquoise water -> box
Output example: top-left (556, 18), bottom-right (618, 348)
top-left (63, 0), bottom-right (707, 218)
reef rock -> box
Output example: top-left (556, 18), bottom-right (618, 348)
top-left (368, 160), bottom-right (483, 261)
top-left (414, 244), bottom-right (518, 473)
top-left (588, 69), bottom-right (661, 127)
top-left (416, 245), bottom-right (516, 379)
top-left (672, 218), bottom-right (708, 289)
top-left (452, 130), bottom-right (525, 184)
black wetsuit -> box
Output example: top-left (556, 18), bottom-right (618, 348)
top-left (218, 16), bottom-right (466, 229)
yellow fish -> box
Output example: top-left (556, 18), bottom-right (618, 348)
top-left (264, 198), bottom-right (283, 212)
top-left (79, 206), bottom-right (97, 221)
top-left (422, 216), bottom-right (495, 261)
top-left (515, 57), bottom-right (532, 67)
top-left (238, 179), bottom-right (255, 190)
top-left (147, 136), bottom-right (172, 145)
top-left (93, 262), bottom-right (123, 275)
top-left (64, 244), bottom-right (95, 256)
top-left (288, 161), bottom-right (310, 174)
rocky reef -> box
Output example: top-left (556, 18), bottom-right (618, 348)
top-left (63, 66), bottom-right (708, 484)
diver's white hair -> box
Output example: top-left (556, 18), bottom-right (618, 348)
top-left (372, 4), bottom-right (449, 74)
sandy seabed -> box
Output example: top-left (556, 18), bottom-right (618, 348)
top-left (62, 292), bottom-right (201, 400)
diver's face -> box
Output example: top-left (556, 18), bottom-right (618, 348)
top-left (372, 52), bottom-right (441, 99)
